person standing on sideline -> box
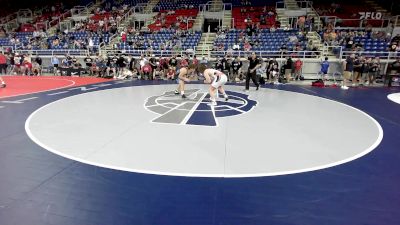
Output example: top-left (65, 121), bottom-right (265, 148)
top-left (368, 56), bottom-right (380, 85)
top-left (0, 52), bottom-right (7, 74)
top-left (284, 57), bottom-right (293, 82)
top-left (51, 55), bottom-right (59, 75)
top-left (294, 58), bottom-right (303, 80)
top-left (231, 56), bottom-right (242, 82)
top-left (245, 52), bottom-right (261, 91)
top-left (342, 54), bottom-right (355, 89)
top-left (320, 57), bottom-right (330, 82)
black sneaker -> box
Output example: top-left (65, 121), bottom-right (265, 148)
top-left (225, 96), bottom-right (229, 101)
top-left (181, 94), bottom-right (187, 99)
top-left (256, 85), bottom-right (259, 90)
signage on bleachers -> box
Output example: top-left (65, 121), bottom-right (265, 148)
top-left (358, 12), bottom-right (382, 20)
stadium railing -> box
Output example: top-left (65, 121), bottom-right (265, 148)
top-left (14, 49), bottom-right (90, 56)
top-left (210, 50), bottom-right (322, 58)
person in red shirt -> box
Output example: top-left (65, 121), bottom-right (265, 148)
top-left (180, 57), bottom-right (188, 68)
top-left (294, 58), bottom-right (303, 80)
top-left (191, 55), bottom-right (198, 66)
top-left (22, 60), bottom-right (32, 76)
top-left (121, 31), bottom-right (127, 42)
top-left (0, 53), bottom-right (7, 74)
top-left (142, 63), bottom-right (153, 80)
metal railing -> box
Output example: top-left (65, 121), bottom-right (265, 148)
top-left (276, 1), bottom-right (286, 10)
top-left (0, 12), bottom-right (18, 24)
top-left (47, 10), bottom-right (73, 31)
top-left (103, 49), bottom-right (196, 57)
top-left (14, 49), bottom-right (90, 56)
top-left (210, 50), bottom-right (322, 59)
top-left (117, 7), bottom-right (136, 29)
top-left (200, 2), bottom-right (232, 13)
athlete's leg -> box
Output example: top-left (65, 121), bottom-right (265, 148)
top-left (218, 86), bottom-right (229, 101)
top-left (209, 85), bottom-right (217, 105)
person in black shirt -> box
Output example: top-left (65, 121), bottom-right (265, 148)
top-left (34, 55), bottom-right (43, 75)
top-left (231, 56), bottom-right (242, 82)
top-left (352, 56), bottom-right (362, 86)
top-left (245, 52), bottom-right (261, 91)
top-left (284, 57), bottom-right (293, 82)
top-left (117, 55), bottom-right (127, 76)
top-left (215, 57), bottom-right (224, 71)
top-left (169, 56), bottom-right (178, 75)
top-left (84, 55), bottom-right (93, 75)
top-left (106, 55), bottom-right (118, 78)
top-left (368, 56), bottom-right (380, 85)
top-left (224, 55), bottom-right (231, 77)
top-left (148, 56), bottom-right (157, 80)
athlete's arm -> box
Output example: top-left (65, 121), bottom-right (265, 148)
top-left (179, 68), bottom-right (190, 82)
top-left (203, 70), bottom-right (212, 83)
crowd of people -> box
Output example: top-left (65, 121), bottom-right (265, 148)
top-left (341, 54), bottom-right (400, 89)
top-left (0, 52), bottom-right (43, 76)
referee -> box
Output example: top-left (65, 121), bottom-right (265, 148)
top-left (245, 52), bottom-right (261, 91)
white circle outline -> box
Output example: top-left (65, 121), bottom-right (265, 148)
top-left (25, 84), bottom-right (384, 178)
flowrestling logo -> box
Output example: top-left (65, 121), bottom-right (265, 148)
top-left (144, 89), bottom-right (257, 126)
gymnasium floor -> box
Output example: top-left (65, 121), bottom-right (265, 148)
top-left (0, 76), bottom-right (400, 225)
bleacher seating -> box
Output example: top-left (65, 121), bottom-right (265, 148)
top-left (154, 0), bottom-right (207, 11)
top-left (212, 29), bottom-right (307, 57)
top-left (47, 32), bottom-right (110, 49)
top-left (0, 32), bottom-right (33, 48)
top-left (232, 6), bottom-right (277, 29)
top-left (148, 9), bottom-right (199, 31)
top-left (117, 31), bottom-right (201, 55)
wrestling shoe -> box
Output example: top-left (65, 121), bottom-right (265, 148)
top-left (0, 83), bottom-right (5, 88)
top-left (225, 96), bottom-right (229, 101)
top-left (174, 90), bottom-right (179, 95)
top-left (181, 94), bottom-right (187, 99)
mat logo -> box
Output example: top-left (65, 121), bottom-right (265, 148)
top-left (144, 89), bottom-right (257, 126)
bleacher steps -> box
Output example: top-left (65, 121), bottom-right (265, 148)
top-left (144, 0), bottom-right (159, 14)
top-left (284, 0), bottom-right (300, 10)
top-left (195, 33), bottom-right (216, 57)
top-left (222, 10), bottom-right (232, 29)
top-left (193, 11), bottom-right (204, 31)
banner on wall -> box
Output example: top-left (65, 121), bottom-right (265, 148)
top-left (359, 12), bottom-right (382, 20)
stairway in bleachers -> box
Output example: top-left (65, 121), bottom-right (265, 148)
top-left (196, 33), bottom-right (216, 58)
top-left (145, 0), bottom-right (160, 14)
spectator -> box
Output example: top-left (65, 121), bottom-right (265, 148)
top-left (0, 53), bottom-right (7, 74)
top-left (245, 52), bottom-right (261, 91)
top-left (51, 55), bottom-right (59, 75)
top-left (342, 54), bottom-right (355, 89)
top-left (320, 57), bottom-right (330, 82)
top-left (284, 57), bottom-right (293, 82)
top-left (353, 56), bottom-right (362, 86)
top-left (367, 56), bottom-right (380, 85)
top-left (294, 58), bottom-right (303, 80)
top-left (231, 56), bottom-right (242, 82)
